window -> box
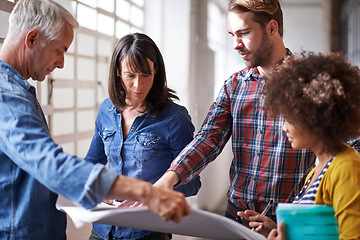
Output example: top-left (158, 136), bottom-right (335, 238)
top-left (207, 1), bottom-right (227, 98)
top-left (207, 1), bottom-right (244, 98)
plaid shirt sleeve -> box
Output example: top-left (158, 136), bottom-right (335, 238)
top-left (168, 74), bottom-right (235, 185)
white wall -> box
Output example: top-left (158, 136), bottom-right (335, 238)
top-left (144, 0), bottom-right (192, 110)
top-left (282, 0), bottom-right (331, 53)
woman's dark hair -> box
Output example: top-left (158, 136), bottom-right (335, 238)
top-left (108, 33), bottom-right (178, 116)
top-left (264, 52), bottom-right (360, 154)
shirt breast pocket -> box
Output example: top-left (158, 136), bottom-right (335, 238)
top-left (133, 133), bottom-right (160, 162)
top-left (99, 129), bottom-right (116, 156)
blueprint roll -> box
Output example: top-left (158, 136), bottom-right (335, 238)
top-left (276, 204), bottom-right (339, 240)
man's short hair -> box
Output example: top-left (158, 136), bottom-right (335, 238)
top-left (7, 0), bottom-right (79, 43)
top-left (228, 0), bottom-right (283, 37)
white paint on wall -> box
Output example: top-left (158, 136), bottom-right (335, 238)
top-left (282, 0), bottom-right (331, 53)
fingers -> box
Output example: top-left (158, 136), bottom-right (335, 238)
top-left (160, 194), bottom-right (191, 223)
top-left (102, 199), bottom-right (114, 205)
top-left (267, 229), bottom-right (278, 240)
top-left (254, 223), bottom-right (264, 231)
top-left (117, 200), bottom-right (143, 208)
top-left (163, 211), bottom-right (181, 223)
top-left (137, 202), bottom-right (146, 207)
top-left (238, 210), bottom-right (277, 237)
top-left (266, 222), bottom-right (285, 240)
top-left (117, 200), bottom-right (133, 207)
top-left (277, 222), bottom-right (285, 239)
top-left (237, 210), bottom-right (260, 221)
top-left (160, 208), bottom-right (181, 222)
top-left (249, 214), bottom-right (269, 222)
top-left (249, 221), bottom-right (263, 230)
top-left (148, 188), bottom-right (190, 223)
top-left (237, 210), bottom-right (266, 228)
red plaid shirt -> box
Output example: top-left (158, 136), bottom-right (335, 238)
top-left (169, 67), bottom-right (316, 218)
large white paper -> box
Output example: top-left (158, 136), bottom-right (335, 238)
top-left (56, 195), bottom-right (266, 240)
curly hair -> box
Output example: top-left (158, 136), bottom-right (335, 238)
top-left (264, 52), bottom-right (360, 153)
top-left (108, 33), bottom-right (178, 116)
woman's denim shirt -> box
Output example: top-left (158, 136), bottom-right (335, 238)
top-left (0, 62), bottom-right (118, 239)
top-left (85, 98), bottom-right (201, 239)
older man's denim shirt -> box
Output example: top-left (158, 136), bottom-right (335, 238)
top-left (0, 61), bottom-right (118, 239)
top-left (85, 98), bottom-right (201, 240)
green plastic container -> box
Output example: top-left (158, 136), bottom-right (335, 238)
top-left (276, 204), bottom-right (339, 240)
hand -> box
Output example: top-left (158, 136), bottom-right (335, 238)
top-left (153, 171), bottom-right (180, 190)
top-left (146, 187), bottom-right (190, 223)
top-left (267, 221), bottom-right (285, 240)
top-left (107, 175), bottom-right (190, 223)
top-left (237, 210), bottom-right (277, 237)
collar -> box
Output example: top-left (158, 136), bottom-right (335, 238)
top-left (0, 60), bottom-right (32, 92)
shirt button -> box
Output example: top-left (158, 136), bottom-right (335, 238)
top-left (259, 130), bottom-right (263, 134)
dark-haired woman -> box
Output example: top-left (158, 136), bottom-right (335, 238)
top-left (85, 33), bottom-right (201, 240)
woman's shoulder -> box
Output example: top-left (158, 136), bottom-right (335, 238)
top-left (155, 102), bottom-right (193, 129)
top-left (334, 146), bottom-right (360, 163)
top-left (329, 146), bottom-right (360, 175)
top-left (99, 98), bottom-right (115, 111)
top-left (161, 101), bottom-right (189, 116)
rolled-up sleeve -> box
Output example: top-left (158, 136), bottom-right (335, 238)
top-left (78, 165), bottom-right (118, 209)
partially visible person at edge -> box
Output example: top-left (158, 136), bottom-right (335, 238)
top-left (84, 33), bottom-right (201, 240)
top-left (155, 0), bottom-right (359, 228)
top-left (239, 52), bottom-right (360, 240)
top-left (0, 0), bottom-right (190, 239)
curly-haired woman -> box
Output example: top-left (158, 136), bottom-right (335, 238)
top-left (238, 52), bottom-right (360, 240)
